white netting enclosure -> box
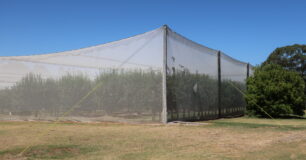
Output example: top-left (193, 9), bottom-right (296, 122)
top-left (0, 25), bottom-right (252, 123)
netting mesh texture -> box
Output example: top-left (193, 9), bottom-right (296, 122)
top-left (0, 26), bottom-right (251, 123)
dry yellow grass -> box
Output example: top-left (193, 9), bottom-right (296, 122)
top-left (0, 118), bottom-right (305, 160)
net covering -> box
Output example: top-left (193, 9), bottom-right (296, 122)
top-left (220, 52), bottom-right (248, 117)
top-left (0, 26), bottom-right (252, 123)
top-left (166, 29), bottom-right (219, 121)
top-left (0, 28), bottom-right (164, 123)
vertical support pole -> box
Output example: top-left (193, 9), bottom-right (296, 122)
top-left (247, 63), bottom-right (250, 79)
top-left (217, 51), bottom-right (221, 118)
top-left (161, 25), bottom-right (168, 124)
top-left (245, 63), bottom-right (250, 114)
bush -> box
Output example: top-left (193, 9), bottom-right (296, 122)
top-left (246, 64), bottom-right (305, 117)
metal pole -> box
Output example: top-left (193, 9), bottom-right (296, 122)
top-left (217, 51), bottom-right (221, 118)
top-left (161, 25), bottom-right (168, 124)
top-left (245, 63), bottom-right (250, 115)
top-left (247, 63), bottom-right (250, 79)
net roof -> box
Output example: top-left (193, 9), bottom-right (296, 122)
top-left (0, 25), bottom-right (249, 89)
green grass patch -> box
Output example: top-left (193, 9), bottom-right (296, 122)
top-left (0, 130), bottom-right (6, 135)
top-left (0, 144), bottom-right (97, 159)
top-left (120, 152), bottom-right (153, 160)
top-left (209, 121), bottom-right (306, 131)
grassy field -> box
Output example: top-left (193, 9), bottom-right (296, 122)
top-left (0, 117), bottom-right (305, 160)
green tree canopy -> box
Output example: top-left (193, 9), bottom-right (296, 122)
top-left (264, 44), bottom-right (306, 81)
top-left (246, 64), bottom-right (305, 117)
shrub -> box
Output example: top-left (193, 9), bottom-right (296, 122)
top-left (246, 64), bottom-right (305, 117)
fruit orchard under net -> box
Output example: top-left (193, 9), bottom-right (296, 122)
top-left (0, 25), bottom-right (252, 123)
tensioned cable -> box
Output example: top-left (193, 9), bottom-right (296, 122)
top-left (2, 30), bottom-right (159, 69)
top-left (229, 81), bottom-right (306, 119)
top-left (227, 81), bottom-right (290, 121)
top-left (2, 55), bottom-right (159, 70)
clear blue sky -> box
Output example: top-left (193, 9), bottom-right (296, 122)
top-left (1, 0), bottom-right (306, 65)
